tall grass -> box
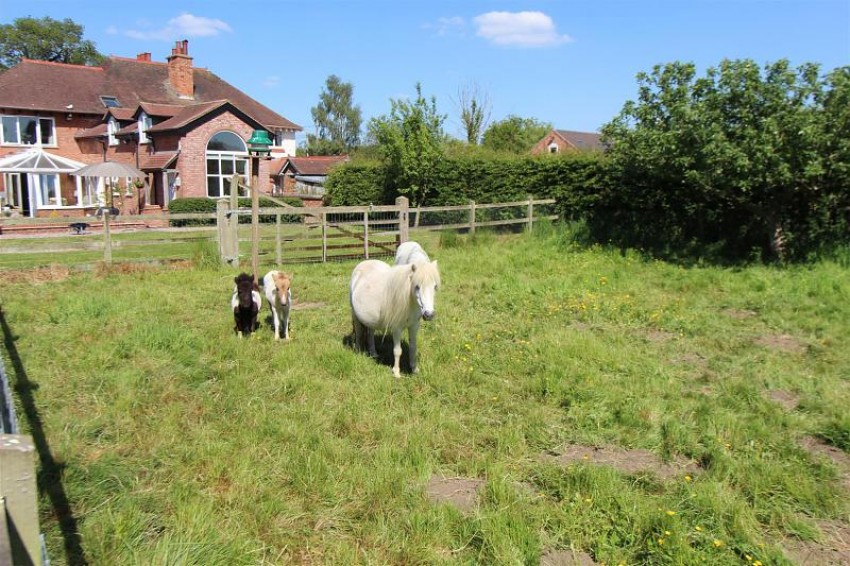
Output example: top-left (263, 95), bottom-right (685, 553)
top-left (0, 225), bottom-right (848, 564)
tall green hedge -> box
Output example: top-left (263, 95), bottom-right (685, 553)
top-left (324, 154), bottom-right (608, 217)
top-left (168, 197), bottom-right (304, 226)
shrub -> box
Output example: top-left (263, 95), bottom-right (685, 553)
top-left (168, 197), bottom-right (303, 226)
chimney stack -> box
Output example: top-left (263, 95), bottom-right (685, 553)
top-left (136, 52), bottom-right (151, 62)
top-left (166, 39), bottom-right (194, 99)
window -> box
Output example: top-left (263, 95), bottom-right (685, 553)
top-left (1, 115), bottom-right (55, 146)
top-left (108, 117), bottom-right (118, 146)
top-left (35, 173), bottom-right (61, 207)
top-left (138, 112), bottom-right (153, 144)
top-left (548, 141), bottom-right (559, 154)
top-left (100, 96), bottom-right (120, 108)
top-left (206, 131), bottom-right (248, 197)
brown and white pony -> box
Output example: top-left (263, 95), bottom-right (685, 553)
top-left (262, 270), bottom-right (292, 340)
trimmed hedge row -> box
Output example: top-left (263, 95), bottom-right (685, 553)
top-left (323, 154), bottom-right (608, 220)
top-left (168, 197), bottom-right (304, 226)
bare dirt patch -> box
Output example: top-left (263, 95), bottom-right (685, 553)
top-left (782, 519), bottom-right (850, 565)
top-left (643, 329), bottom-right (675, 343)
top-left (765, 389), bottom-right (801, 411)
top-left (540, 548), bottom-right (597, 565)
top-left (0, 265), bottom-right (71, 284)
top-left (722, 308), bottom-right (758, 319)
top-left (544, 444), bottom-right (699, 480)
top-left (799, 436), bottom-right (850, 470)
top-left (755, 333), bottom-right (807, 354)
top-left (425, 476), bottom-right (484, 514)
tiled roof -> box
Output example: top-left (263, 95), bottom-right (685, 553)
top-left (107, 107), bottom-right (136, 121)
top-left (146, 100), bottom-right (243, 133)
top-left (140, 151), bottom-right (178, 170)
top-left (0, 56), bottom-right (301, 131)
top-left (281, 156), bottom-right (349, 176)
top-left (137, 102), bottom-right (183, 118)
top-left (115, 122), bottom-right (139, 136)
top-left (74, 123), bottom-right (108, 139)
top-left (554, 130), bottom-right (604, 151)
top-left (268, 157), bottom-right (287, 176)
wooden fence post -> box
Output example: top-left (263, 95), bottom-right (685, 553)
top-left (527, 195), bottom-right (534, 232)
top-left (396, 196), bottom-right (409, 244)
top-left (275, 214), bottom-right (282, 266)
top-left (103, 211), bottom-right (112, 264)
top-left (0, 434), bottom-right (41, 565)
top-left (469, 200), bottom-right (477, 235)
top-left (217, 199), bottom-right (237, 265)
top-left (363, 211), bottom-right (369, 259)
top-left (321, 212), bottom-right (328, 263)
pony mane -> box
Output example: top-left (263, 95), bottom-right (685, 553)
top-left (383, 261), bottom-right (440, 330)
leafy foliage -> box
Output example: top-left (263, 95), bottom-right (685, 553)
top-left (368, 83), bottom-right (446, 206)
top-left (481, 115), bottom-right (552, 154)
top-left (168, 197), bottom-right (303, 226)
top-left (324, 153), bottom-right (606, 210)
top-left (307, 75), bottom-right (362, 156)
top-left (455, 82), bottom-right (491, 145)
top-left (599, 59), bottom-right (850, 261)
top-left (0, 16), bottom-right (102, 70)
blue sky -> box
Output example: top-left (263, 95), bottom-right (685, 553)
top-left (2, 1), bottom-right (848, 144)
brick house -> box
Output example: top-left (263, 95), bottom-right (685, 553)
top-left (0, 40), bottom-right (301, 218)
top-left (530, 129), bottom-right (604, 155)
top-left (268, 155), bottom-right (349, 208)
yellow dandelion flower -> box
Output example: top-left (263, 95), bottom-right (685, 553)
top-left (584, 498), bottom-right (592, 503)
top-left (664, 530), bottom-right (671, 536)
top-left (657, 538), bottom-right (664, 545)
top-left (666, 510), bottom-right (676, 516)
top-left (753, 561), bottom-right (762, 566)
top-left (745, 556), bottom-right (752, 562)
top-left (695, 526), bottom-right (703, 532)
top-left (713, 539), bottom-right (724, 548)
top-left (684, 475), bottom-right (692, 482)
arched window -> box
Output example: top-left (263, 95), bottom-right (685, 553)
top-left (206, 131), bottom-right (248, 197)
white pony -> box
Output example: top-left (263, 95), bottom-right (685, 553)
top-left (395, 240), bottom-right (430, 265)
top-left (262, 270), bottom-right (292, 340)
top-left (350, 259), bottom-right (440, 378)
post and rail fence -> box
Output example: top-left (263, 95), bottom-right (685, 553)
top-left (0, 195), bottom-right (557, 269)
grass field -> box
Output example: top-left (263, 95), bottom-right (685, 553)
top-left (1, 225), bottom-right (848, 565)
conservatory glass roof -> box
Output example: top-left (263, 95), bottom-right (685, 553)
top-left (0, 147), bottom-right (86, 173)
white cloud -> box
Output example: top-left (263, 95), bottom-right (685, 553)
top-left (473, 11), bottom-right (572, 47)
top-left (123, 13), bottom-right (233, 41)
top-left (423, 16), bottom-right (466, 37)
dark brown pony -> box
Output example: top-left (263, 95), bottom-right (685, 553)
top-left (231, 273), bottom-right (260, 337)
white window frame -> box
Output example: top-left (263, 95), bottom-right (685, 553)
top-left (206, 131), bottom-right (249, 198)
top-left (138, 112), bottom-right (153, 144)
top-left (107, 117), bottom-right (119, 146)
top-left (33, 173), bottom-right (62, 208)
top-left (1, 115), bottom-right (57, 147)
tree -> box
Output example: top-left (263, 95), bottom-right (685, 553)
top-left (454, 82), bottom-right (491, 145)
top-left (481, 115), bottom-right (551, 153)
top-left (368, 83), bottom-right (446, 207)
top-left (600, 59), bottom-right (848, 260)
top-left (307, 75), bottom-right (362, 155)
top-left (0, 16), bottom-right (102, 70)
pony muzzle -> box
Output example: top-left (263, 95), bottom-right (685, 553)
top-left (422, 310), bottom-right (435, 321)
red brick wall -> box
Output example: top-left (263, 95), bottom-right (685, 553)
top-left (174, 111), bottom-right (273, 199)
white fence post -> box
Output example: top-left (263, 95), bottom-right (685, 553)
top-left (527, 195), bottom-right (534, 232)
top-left (469, 201), bottom-right (477, 234)
top-left (103, 212), bottom-right (112, 264)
